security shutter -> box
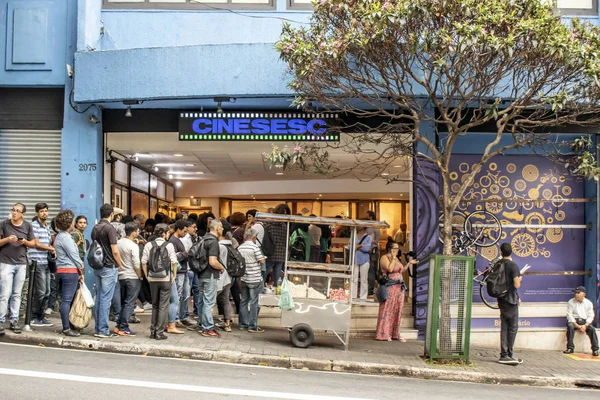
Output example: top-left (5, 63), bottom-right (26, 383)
top-left (0, 130), bottom-right (62, 220)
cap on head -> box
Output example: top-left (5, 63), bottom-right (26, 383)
top-left (574, 286), bottom-right (586, 294)
top-left (113, 207), bottom-right (125, 216)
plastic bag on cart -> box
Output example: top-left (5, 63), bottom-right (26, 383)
top-left (278, 278), bottom-right (295, 311)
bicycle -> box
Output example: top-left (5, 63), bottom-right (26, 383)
top-left (438, 210), bottom-right (502, 255)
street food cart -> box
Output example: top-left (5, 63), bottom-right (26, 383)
top-left (257, 213), bottom-right (389, 350)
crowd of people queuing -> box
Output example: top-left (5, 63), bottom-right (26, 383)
top-left (0, 201), bottom-right (415, 344)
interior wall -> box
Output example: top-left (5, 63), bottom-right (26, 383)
top-left (174, 197), bottom-right (221, 217)
top-left (176, 178), bottom-right (409, 198)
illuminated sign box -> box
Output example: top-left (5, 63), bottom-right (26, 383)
top-left (178, 112), bottom-right (340, 142)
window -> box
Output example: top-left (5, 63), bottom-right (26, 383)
top-left (103, 0), bottom-right (274, 10)
top-left (288, 0), bottom-right (312, 10)
top-left (557, 0), bottom-right (598, 15)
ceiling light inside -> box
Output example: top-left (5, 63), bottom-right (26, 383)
top-left (276, 172), bottom-right (284, 176)
top-left (153, 166), bottom-right (159, 172)
top-left (125, 106), bottom-right (132, 118)
top-left (174, 154), bottom-right (184, 157)
top-left (175, 181), bottom-right (182, 187)
top-left (168, 174), bottom-right (174, 179)
top-left (185, 164), bottom-right (195, 167)
top-left (195, 171), bottom-right (204, 174)
top-left (381, 172), bottom-right (390, 176)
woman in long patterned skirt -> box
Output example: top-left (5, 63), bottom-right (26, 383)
top-left (375, 240), bottom-right (417, 342)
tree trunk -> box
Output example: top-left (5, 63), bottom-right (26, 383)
top-left (438, 210), bottom-right (455, 354)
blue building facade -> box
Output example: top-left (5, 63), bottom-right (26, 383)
top-left (1, 0), bottom-right (599, 338)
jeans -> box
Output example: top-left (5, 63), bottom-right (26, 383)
top-left (239, 280), bottom-right (262, 330)
top-left (93, 266), bottom-right (118, 335)
top-left (499, 300), bottom-right (519, 358)
top-left (0, 263), bottom-right (26, 324)
top-left (138, 276), bottom-right (151, 304)
top-left (118, 279), bottom-right (141, 331)
top-left (567, 318), bottom-right (599, 351)
top-left (263, 261), bottom-right (284, 287)
top-left (149, 281), bottom-right (171, 335)
top-left (367, 250), bottom-right (379, 295)
top-left (111, 280), bottom-right (122, 321)
top-left (195, 276), bottom-right (217, 331)
top-left (47, 273), bottom-right (60, 310)
top-left (176, 273), bottom-right (189, 321)
top-left (168, 280), bottom-right (179, 324)
top-left (31, 262), bottom-right (51, 320)
top-left (57, 273), bottom-right (78, 331)
top-left (189, 271), bottom-right (199, 317)
top-left (216, 282), bottom-right (233, 322)
top-left (352, 262), bottom-right (370, 300)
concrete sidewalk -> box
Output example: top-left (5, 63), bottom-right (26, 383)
top-left (1, 313), bottom-right (598, 389)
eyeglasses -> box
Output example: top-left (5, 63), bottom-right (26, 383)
top-left (11, 209), bottom-right (23, 214)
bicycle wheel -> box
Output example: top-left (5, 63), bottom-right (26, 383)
top-left (479, 282), bottom-right (499, 309)
top-left (464, 210), bottom-right (502, 248)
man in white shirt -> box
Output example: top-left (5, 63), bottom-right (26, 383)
top-left (238, 228), bottom-right (266, 333)
top-left (564, 286), bottom-right (598, 356)
top-left (115, 222), bottom-right (143, 337)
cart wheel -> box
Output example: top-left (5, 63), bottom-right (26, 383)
top-left (290, 324), bottom-right (314, 348)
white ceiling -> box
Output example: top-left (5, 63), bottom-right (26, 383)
top-left (108, 132), bottom-right (411, 184)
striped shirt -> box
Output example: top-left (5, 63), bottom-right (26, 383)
top-left (28, 220), bottom-right (52, 264)
top-left (237, 240), bottom-right (266, 284)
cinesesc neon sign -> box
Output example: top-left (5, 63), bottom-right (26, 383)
top-left (178, 112), bottom-right (339, 141)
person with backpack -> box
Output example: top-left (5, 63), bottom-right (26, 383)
top-left (90, 203), bottom-right (123, 338)
top-left (352, 227), bottom-right (372, 300)
top-left (190, 219), bottom-right (226, 338)
top-left (494, 242), bottom-right (524, 365)
top-left (141, 224), bottom-right (178, 340)
top-left (216, 219), bottom-right (237, 332)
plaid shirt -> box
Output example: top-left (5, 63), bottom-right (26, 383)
top-left (264, 222), bottom-right (288, 263)
top-left (28, 220), bottom-right (51, 264)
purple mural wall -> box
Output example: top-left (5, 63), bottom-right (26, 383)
top-left (450, 155), bottom-right (586, 303)
top-left (412, 154), bottom-right (587, 337)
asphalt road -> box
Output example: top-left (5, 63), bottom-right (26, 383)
top-left (0, 342), bottom-right (597, 400)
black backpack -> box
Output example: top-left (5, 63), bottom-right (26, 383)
top-left (188, 236), bottom-right (215, 275)
top-left (485, 258), bottom-right (510, 298)
top-left (222, 243), bottom-right (246, 278)
top-left (147, 241), bottom-right (172, 279)
top-left (87, 224), bottom-right (110, 270)
top-left (259, 225), bottom-right (276, 257)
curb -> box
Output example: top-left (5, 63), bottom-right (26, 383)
top-left (2, 332), bottom-right (599, 389)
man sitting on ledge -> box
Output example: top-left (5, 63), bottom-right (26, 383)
top-left (563, 286), bottom-right (599, 356)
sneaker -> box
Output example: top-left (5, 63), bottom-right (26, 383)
top-left (200, 329), bottom-right (221, 338)
top-left (563, 348), bottom-right (575, 354)
top-left (510, 357), bottom-right (523, 364)
top-left (498, 357), bottom-right (517, 365)
top-left (40, 318), bottom-right (53, 327)
top-left (248, 327), bottom-right (265, 333)
top-left (175, 321), bottom-right (185, 329)
top-left (44, 308), bottom-right (53, 315)
top-left (115, 329), bottom-right (136, 337)
top-left (143, 302), bottom-right (153, 310)
top-left (223, 325), bottom-right (232, 332)
top-left (10, 323), bottom-right (21, 334)
top-left (30, 319), bottom-right (45, 327)
top-left (109, 315), bottom-right (116, 322)
top-left (593, 350), bottom-right (599, 357)
top-left (0, 326), bottom-right (5, 336)
top-left (181, 319), bottom-right (195, 328)
top-left (134, 305), bottom-right (145, 314)
top-left (239, 326), bottom-right (247, 331)
top-left (186, 324), bottom-right (200, 332)
top-left (129, 316), bottom-right (141, 324)
top-left (94, 332), bottom-right (117, 338)
top-left (62, 329), bottom-right (80, 337)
